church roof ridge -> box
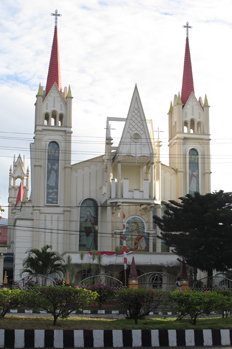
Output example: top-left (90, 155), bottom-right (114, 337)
top-left (46, 10), bottom-right (62, 95)
top-left (181, 22), bottom-right (195, 105)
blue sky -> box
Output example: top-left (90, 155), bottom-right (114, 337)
top-left (0, 0), bottom-right (232, 218)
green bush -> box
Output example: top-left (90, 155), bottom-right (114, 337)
top-left (169, 290), bottom-right (226, 324)
top-left (215, 289), bottom-right (232, 317)
top-left (29, 286), bottom-right (98, 325)
top-left (117, 288), bottom-right (166, 324)
top-left (0, 289), bottom-right (24, 318)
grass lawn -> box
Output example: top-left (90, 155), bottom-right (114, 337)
top-left (0, 316), bottom-right (232, 330)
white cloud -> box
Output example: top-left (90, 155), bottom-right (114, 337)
top-left (0, 0), bottom-right (232, 217)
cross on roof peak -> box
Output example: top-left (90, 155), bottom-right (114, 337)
top-left (51, 9), bottom-right (62, 27)
top-left (154, 127), bottom-right (164, 140)
top-left (183, 21), bottom-right (192, 38)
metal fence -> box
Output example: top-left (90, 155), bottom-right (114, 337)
top-left (12, 272), bottom-right (232, 293)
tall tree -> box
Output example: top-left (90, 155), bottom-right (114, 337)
top-left (21, 245), bottom-right (65, 278)
top-left (153, 191), bottom-right (232, 283)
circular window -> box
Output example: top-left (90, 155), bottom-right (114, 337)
top-left (131, 133), bottom-right (141, 142)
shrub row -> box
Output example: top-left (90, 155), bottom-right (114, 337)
top-left (1, 287), bottom-right (232, 325)
top-left (169, 289), bottom-right (232, 324)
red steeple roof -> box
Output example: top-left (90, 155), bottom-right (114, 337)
top-left (46, 13), bottom-right (61, 95)
top-left (181, 23), bottom-right (194, 105)
top-left (129, 256), bottom-right (138, 278)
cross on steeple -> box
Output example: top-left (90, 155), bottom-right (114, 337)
top-left (51, 9), bottom-right (61, 27)
top-left (183, 21), bottom-right (192, 38)
top-left (154, 127), bottom-right (164, 140)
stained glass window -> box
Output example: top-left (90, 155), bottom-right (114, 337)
top-left (189, 148), bottom-right (199, 195)
top-left (79, 199), bottom-right (98, 251)
top-left (46, 142), bottom-right (59, 204)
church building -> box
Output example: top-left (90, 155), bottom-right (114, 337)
top-left (7, 15), bottom-right (211, 285)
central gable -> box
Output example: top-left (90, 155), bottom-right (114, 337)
top-left (117, 85), bottom-right (154, 159)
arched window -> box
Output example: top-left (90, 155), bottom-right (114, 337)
top-left (51, 111), bottom-right (57, 126)
top-left (190, 119), bottom-right (195, 133)
top-left (44, 113), bottom-right (49, 125)
top-left (59, 113), bottom-right (63, 126)
top-left (184, 120), bottom-right (188, 133)
top-left (121, 216), bottom-right (148, 252)
top-left (189, 148), bottom-right (199, 195)
top-left (46, 142), bottom-right (59, 204)
top-left (79, 199), bottom-right (98, 251)
top-left (197, 121), bottom-right (202, 134)
top-left (150, 273), bottom-right (162, 289)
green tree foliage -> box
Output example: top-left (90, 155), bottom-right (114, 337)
top-left (169, 290), bottom-right (229, 324)
top-left (153, 191), bottom-right (232, 280)
top-left (21, 244), bottom-right (65, 278)
top-left (0, 289), bottom-right (23, 318)
top-left (117, 289), bottom-right (167, 324)
top-left (27, 287), bottom-right (98, 326)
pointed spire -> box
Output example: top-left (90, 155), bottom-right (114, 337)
top-left (204, 94), bottom-right (209, 107)
top-left (37, 83), bottom-right (43, 96)
top-left (67, 85), bottom-right (72, 98)
top-left (177, 92), bottom-right (182, 105)
top-left (169, 101), bottom-right (173, 113)
top-left (129, 257), bottom-right (138, 278)
top-left (15, 182), bottom-right (24, 206)
top-left (46, 10), bottom-right (62, 95)
top-left (181, 22), bottom-right (194, 105)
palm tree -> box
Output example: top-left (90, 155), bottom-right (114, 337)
top-left (21, 244), bottom-right (65, 278)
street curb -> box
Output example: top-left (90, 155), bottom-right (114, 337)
top-left (0, 328), bottom-right (231, 347)
top-left (9, 309), bottom-right (173, 315)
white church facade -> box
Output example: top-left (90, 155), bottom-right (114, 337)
top-left (7, 16), bottom-right (211, 285)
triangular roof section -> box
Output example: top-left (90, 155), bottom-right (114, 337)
top-left (43, 81), bottom-right (66, 107)
top-left (181, 23), bottom-right (194, 105)
top-left (13, 154), bottom-right (26, 178)
top-left (117, 85), bottom-right (154, 159)
top-left (183, 91), bottom-right (203, 112)
top-left (46, 17), bottom-right (61, 95)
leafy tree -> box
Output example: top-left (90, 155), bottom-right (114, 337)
top-left (117, 288), bottom-right (167, 324)
top-left (29, 286), bottom-right (98, 326)
top-left (0, 289), bottom-right (23, 318)
top-left (169, 289), bottom-right (226, 325)
top-left (153, 191), bottom-right (232, 284)
top-left (21, 244), bottom-right (65, 278)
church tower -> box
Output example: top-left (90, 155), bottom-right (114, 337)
top-left (30, 10), bottom-right (73, 251)
top-left (168, 22), bottom-right (211, 198)
top-left (8, 155), bottom-right (29, 252)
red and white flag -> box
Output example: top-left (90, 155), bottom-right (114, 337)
top-left (123, 212), bottom-right (127, 270)
top-left (88, 250), bottom-right (132, 257)
top-left (15, 182), bottom-right (24, 206)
